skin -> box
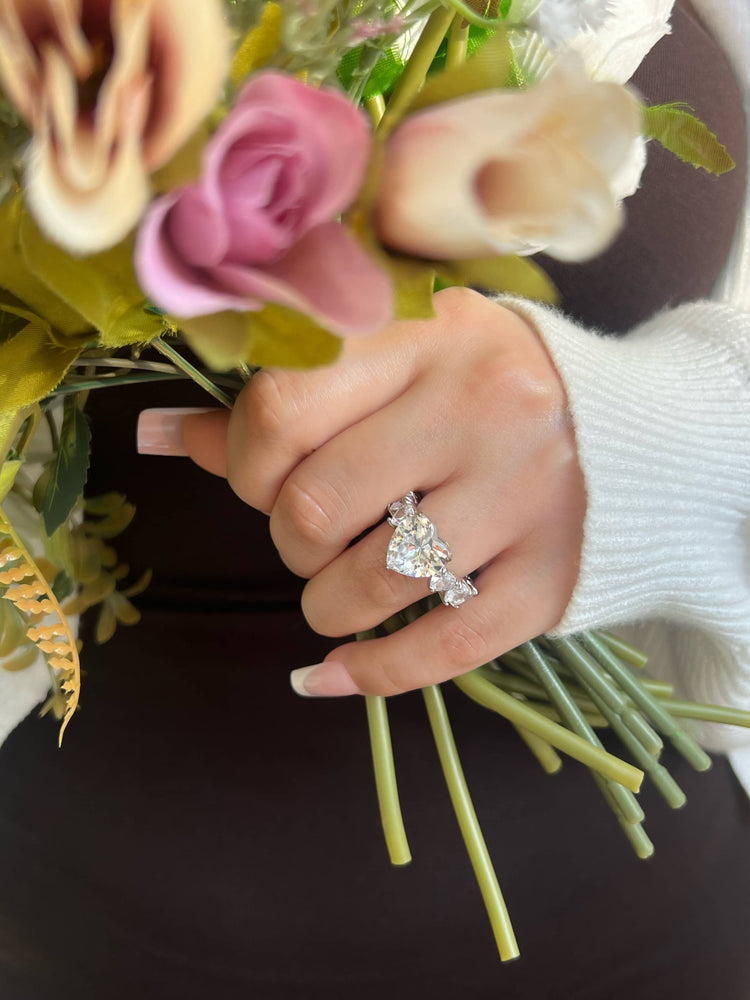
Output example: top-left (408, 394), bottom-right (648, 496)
top-left (182, 287), bottom-right (587, 696)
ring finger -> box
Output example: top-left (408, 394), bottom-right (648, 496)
top-left (300, 480), bottom-right (526, 637)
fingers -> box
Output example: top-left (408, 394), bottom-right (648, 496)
top-left (291, 540), bottom-right (566, 698)
top-left (267, 382), bottom-right (461, 577)
top-left (299, 479), bottom-right (522, 636)
top-left (222, 322), bottom-right (432, 511)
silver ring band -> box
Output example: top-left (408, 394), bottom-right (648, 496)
top-left (385, 492), bottom-right (477, 609)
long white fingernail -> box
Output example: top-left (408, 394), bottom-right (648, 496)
top-left (137, 407), bottom-right (216, 456)
top-left (290, 661), bottom-right (362, 698)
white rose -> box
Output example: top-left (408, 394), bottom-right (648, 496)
top-left (0, 0), bottom-right (230, 254)
top-left (374, 57), bottom-right (645, 263)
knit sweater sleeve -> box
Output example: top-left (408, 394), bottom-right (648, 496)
top-left (501, 297), bottom-right (750, 752)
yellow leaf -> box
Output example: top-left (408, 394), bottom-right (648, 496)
top-left (18, 210), bottom-right (165, 348)
top-left (385, 256), bottom-right (436, 319)
top-left (408, 33), bottom-right (514, 115)
top-left (151, 124), bottom-right (210, 193)
top-left (0, 460), bottom-right (22, 503)
top-left (231, 2), bottom-right (283, 87)
top-left (444, 256), bottom-right (559, 304)
top-left (181, 310), bottom-right (254, 370)
top-left (246, 304), bottom-right (342, 369)
top-left (182, 305), bottom-right (342, 370)
top-left (0, 195), bottom-right (91, 337)
top-left (0, 314), bottom-right (81, 411)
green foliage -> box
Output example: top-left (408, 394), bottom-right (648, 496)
top-left (385, 256), bottom-right (436, 319)
top-left (37, 395), bottom-right (91, 536)
top-left (407, 31), bottom-right (514, 114)
top-left (441, 255), bottom-right (559, 303)
top-left (246, 304), bottom-right (343, 368)
top-left (643, 103), bottom-right (735, 176)
top-left (0, 307), bottom-right (82, 412)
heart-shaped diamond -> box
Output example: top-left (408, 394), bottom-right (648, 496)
top-left (386, 513), bottom-right (451, 578)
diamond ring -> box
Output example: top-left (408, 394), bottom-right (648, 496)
top-left (385, 492), bottom-right (477, 609)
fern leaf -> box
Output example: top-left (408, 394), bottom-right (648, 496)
top-left (0, 509), bottom-right (80, 743)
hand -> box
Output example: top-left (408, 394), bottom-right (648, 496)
top-left (181, 287), bottom-right (586, 697)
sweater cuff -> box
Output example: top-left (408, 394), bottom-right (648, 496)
top-left (500, 299), bottom-right (750, 640)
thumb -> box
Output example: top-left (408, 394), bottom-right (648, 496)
top-left (137, 407), bottom-right (230, 477)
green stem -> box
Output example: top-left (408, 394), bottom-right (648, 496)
top-left (364, 694), bottom-right (412, 866)
top-left (377, 5), bottom-right (455, 137)
top-left (568, 666), bottom-right (687, 810)
top-left (660, 699), bottom-right (750, 729)
top-left (152, 339), bottom-right (234, 408)
top-left (366, 93), bottom-right (386, 126)
top-left (453, 671), bottom-right (643, 792)
top-left (548, 637), bottom-right (663, 757)
top-left (422, 685), bottom-right (519, 962)
top-left (512, 724), bottom-right (562, 774)
top-left (446, 13), bottom-right (469, 68)
top-left (520, 643), bottom-right (644, 827)
top-left (574, 633), bottom-right (712, 772)
top-left (593, 630), bottom-right (649, 669)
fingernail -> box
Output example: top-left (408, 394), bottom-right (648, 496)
top-left (290, 661), bottom-right (362, 698)
top-left (137, 407), bottom-right (216, 456)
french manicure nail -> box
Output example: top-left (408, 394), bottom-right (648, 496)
top-left (137, 407), bottom-right (216, 456)
top-left (290, 661), bottom-right (362, 698)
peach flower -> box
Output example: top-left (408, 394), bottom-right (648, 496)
top-left (375, 57), bottom-right (645, 263)
top-left (0, 0), bottom-right (230, 254)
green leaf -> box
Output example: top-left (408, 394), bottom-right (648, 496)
top-left (386, 256), bottom-right (436, 319)
top-left (0, 309), bottom-right (82, 411)
top-left (51, 570), bottom-right (74, 604)
top-left (39, 395), bottom-right (91, 536)
top-left (443, 255), bottom-right (559, 304)
top-left (0, 459), bottom-right (22, 503)
top-left (643, 103), bottom-right (735, 176)
top-left (0, 309), bottom-right (28, 344)
top-left (407, 31), bottom-right (514, 114)
top-left (246, 304), bottom-right (343, 369)
top-left (18, 209), bottom-right (165, 347)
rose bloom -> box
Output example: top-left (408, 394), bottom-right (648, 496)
top-left (374, 58), bottom-right (645, 263)
top-left (135, 72), bottom-right (393, 337)
top-left (0, 0), bottom-right (229, 254)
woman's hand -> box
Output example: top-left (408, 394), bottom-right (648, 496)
top-left (180, 287), bottom-right (586, 696)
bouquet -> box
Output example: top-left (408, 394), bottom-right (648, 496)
top-left (0, 0), bottom-right (745, 960)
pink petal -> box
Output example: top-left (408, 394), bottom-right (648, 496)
top-left (135, 192), bottom-right (262, 316)
top-left (235, 73), bottom-right (372, 223)
top-left (210, 222), bottom-right (393, 336)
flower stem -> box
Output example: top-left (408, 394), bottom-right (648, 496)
top-left (377, 5), bottom-right (455, 137)
top-left (152, 338), bottom-right (234, 408)
top-left (571, 633), bottom-right (712, 772)
top-left (512, 724), bottom-right (562, 774)
top-left (453, 670), bottom-right (643, 792)
top-left (366, 93), bottom-right (386, 127)
top-left (364, 692), bottom-right (412, 867)
top-left (593, 629), bottom-right (649, 669)
top-left (422, 684), bottom-right (519, 962)
top-left (520, 643), bottom-right (645, 827)
top-left (446, 13), bottom-right (470, 68)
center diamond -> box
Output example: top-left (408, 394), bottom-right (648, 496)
top-left (386, 513), bottom-right (451, 578)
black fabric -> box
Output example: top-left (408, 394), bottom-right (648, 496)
top-left (2, 4), bottom-right (750, 998)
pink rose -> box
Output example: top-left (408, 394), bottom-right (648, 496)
top-left (135, 73), bottom-right (393, 337)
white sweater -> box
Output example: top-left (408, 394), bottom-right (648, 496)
top-left (507, 0), bottom-right (750, 773)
